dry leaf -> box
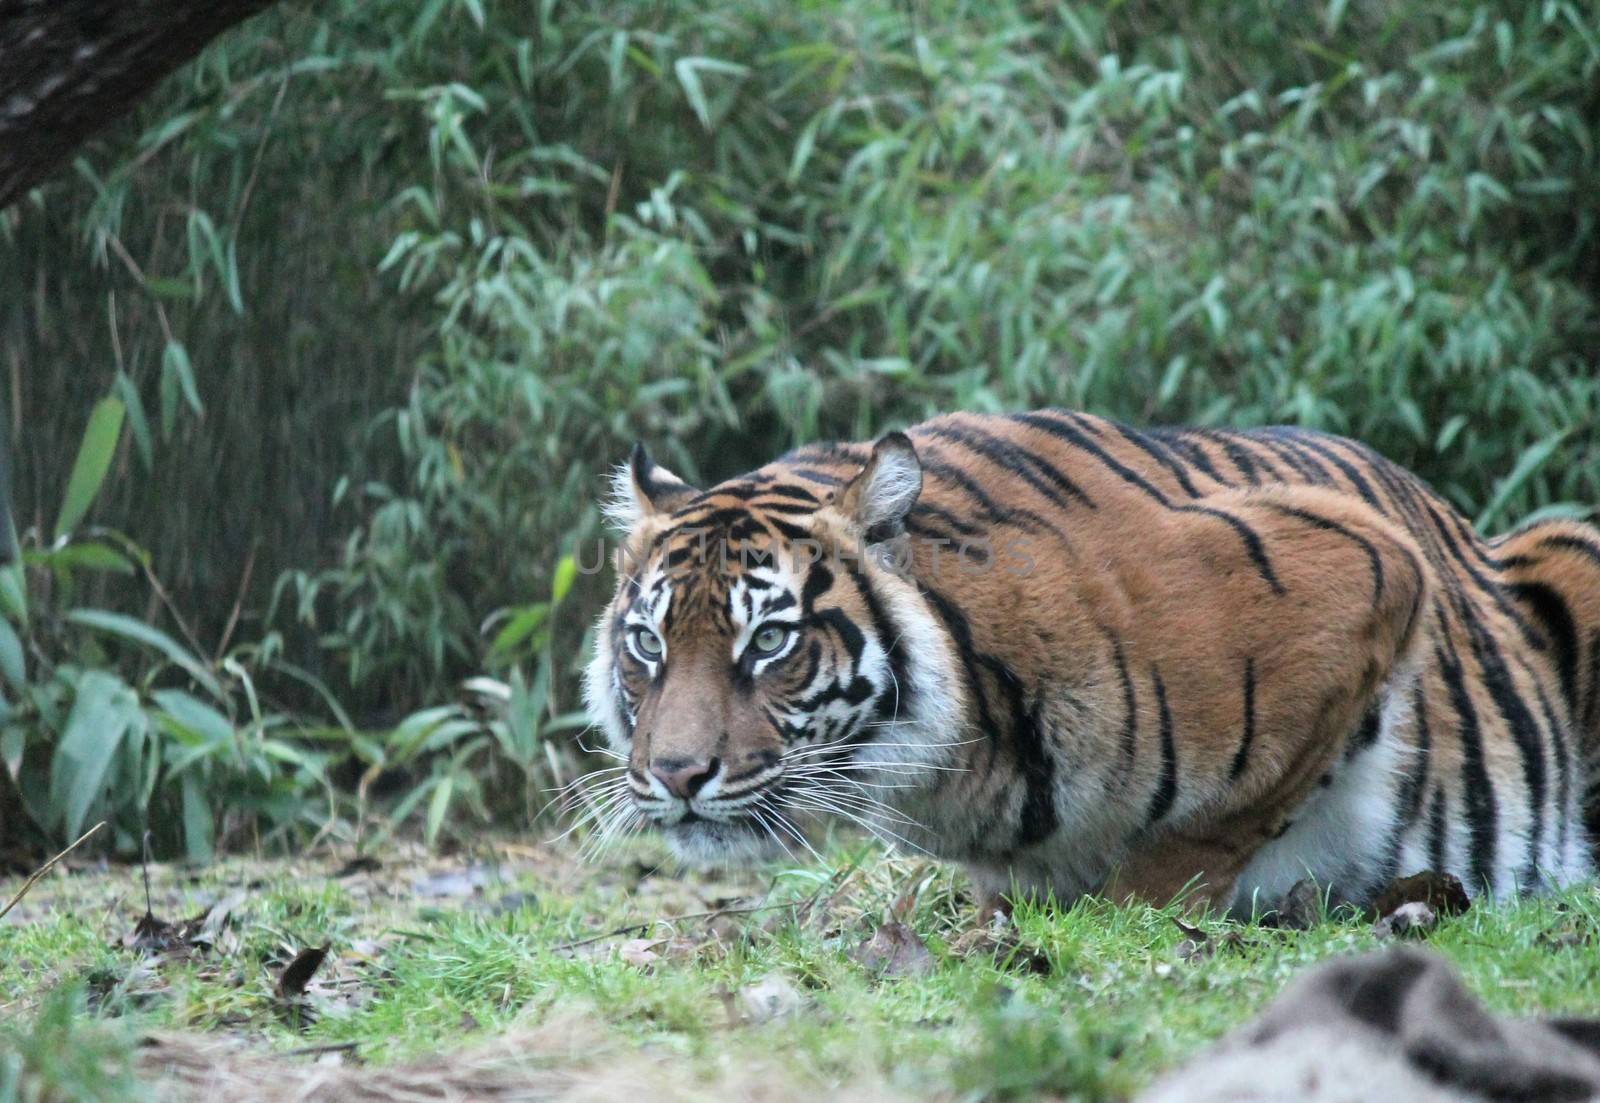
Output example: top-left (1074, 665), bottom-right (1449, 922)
top-left (1537, 921), bottom-right (1594, 951)
top-left (1261, 879), bottom-right (1323, 930)
top-left (122, 911), bottom-right (176, 954)
top-left (733, 975), bottom-right (803, 1024)
top-left (618, 938), bottom-right (666, 968)
top-left (850, 921), bottom-right (934, 978)
top-left (1370, 871), bottom-right (1470, 920)
top-left (184, 889), bottom-right (246, 952)
top-left (1373, 900), bottom-right (1438, 939)
top-left (1170, 916), bottom-right (1252, 961)
top-left (276, 946), bottom-right (329, 999)
top-left (334, 855), bottom-right (382, 878)
top-left (949, 918), bottom-right (1051, 975)
top-left (413, 867), bottom-right (492, 898)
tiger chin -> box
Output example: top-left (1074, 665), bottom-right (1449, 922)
top-left (584, 409), bottom-right (1600, 916)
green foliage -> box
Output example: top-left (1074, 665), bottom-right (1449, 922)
top-left (0, 983), bottom-right (142, 1103)
top-left (7, 847), bottom-right (1600, 1096)
top-left (0, 375), bottom-right (578, 855)
top-left (955, 989), bottom-right (1133, 1101)
top-left (0, 392), bottom-right (340, 856)
top-left (1, 0), bottom-right (1598, 845)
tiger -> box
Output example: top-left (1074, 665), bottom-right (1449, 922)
top-left (583, 409), bottom-right (1600, 914)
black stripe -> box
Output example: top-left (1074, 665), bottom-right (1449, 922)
top-left (1262, 503), bottom-right (1386, 604)
top-left (1267, 428), bottom-right (1389, 516)
top-left (909, 501), bottom-right (986, 537)
top-left (1015, 412), bottom-right (1286, 596)
top-left (916, 584), bottom-right (1000, 763)
top-left (1103, 421), bottom-right (1204, 497)
top-left (1196, 507), bottom-right (1288, 597)
top-left (918, 457), bottom-right (1005, 519)
top-left (1398, 678), bottom-right (1432, 826)
top-left (1383, 677), bottom-right (1432, 883)
top-left (800, 563), bottom-right (834, 613)
top-left (784, 442), bottom-right (870, 464)
top-left (1414, 492), bottom-right (1543, 653)
top-left (1541, 533), bottom-right (1600, 568)
top-left (1247, 431), bottom-right (1333, 484)
top-left (840, 557), bottom-right (913, 725)
top-left (919, 456), bottom-right (1069, 539)
top-left (1204, 430), bottom-right (1270, 486)
top-left (788, 466), bottom-right (845, 486)
top-left (1339, 445), bottom-right (1500, 668)
top-left (1507, 580), bottom-right (1580, 720)
top-left (1528, 673), bottom-right (1570, 866)
top-left (788, 643), bottom-right (822, 706)
top-left (1427, 786), bottom-right (1449, 873)
top-left (1104, 627), bottom-right (1138, 780)
top-left (1228, 658), bottom-right (1256, 781)
top-left (1350, 703), bottom-right (1383, 754)
top-left (712, 482), bottom-right (819, 506)
top-left (754, 500), bottom-right (823, 516)
top-left (763, 484), bottom-right (820, 503)
top-left (767, 516), bottom-right (812, 543)
top-left (918, 581), bottom-right (1062, 842)
top-left (904, 519), bottom-right (991, 563)
top-left (1146, 427), bottom-right (1227, 483)
top-left (1011, 692), bottom-right (1059, 848)
top-left (1585, 632), bottom-right (1600, 740)
top-left (1463, 613), bottom-right (1547, 889)
top-left (1012, 411), bottom-right (1167, 499)
top-left (923, 424), bottom-right (1096, 511)
top-left (1436, 629), bottom-right (1498, 894)
top-left (1147, 668), bottom-right (1178, 825)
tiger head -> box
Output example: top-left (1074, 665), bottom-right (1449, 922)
top-left (583, 434), bottom-right (958, 865)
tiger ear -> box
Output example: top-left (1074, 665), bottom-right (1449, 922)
top-left (605, 442), bottom-right (699, 528)
top-left (838, 432), bottom-right (922, 540)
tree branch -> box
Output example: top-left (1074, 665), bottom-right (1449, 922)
top-left (0, 0), bottom-right (283, 210)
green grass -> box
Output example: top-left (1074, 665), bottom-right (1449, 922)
top-left (4, 836), bottom-right (1600, 1100)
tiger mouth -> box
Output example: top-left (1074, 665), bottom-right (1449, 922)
top-left (661, 815), bottom-right (786, 865)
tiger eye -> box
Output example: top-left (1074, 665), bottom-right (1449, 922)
top-left (751, 625), bottom-right (789, 655)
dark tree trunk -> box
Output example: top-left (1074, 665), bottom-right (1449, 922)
top-left (0, 0), bottom-right (282, 211)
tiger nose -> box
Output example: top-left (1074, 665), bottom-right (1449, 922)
top-left (650, 756), bottom-right (719, 799)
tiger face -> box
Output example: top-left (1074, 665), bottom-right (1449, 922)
top-left (583, 434), bottom-right (955, 865)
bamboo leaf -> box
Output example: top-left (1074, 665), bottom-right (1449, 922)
top-left (674, 57), bottom-right (747, 129)
top-left (181, 772), bottom-right (215, 862)
top-left (153, 689), bottom-right (234, 745)
top-left (0, 618), bottom-right (23, 690)
top-left (1476, 431), bottom-right (1571, 533)
top-left (489, 603), bottom-right (548, 655)
top-left (550, 555), bottom-right (578, 605)
top-left (54, 397), bottom-right (125, 540)
top-left (66, 609), bottom-right (223, 701)
top-left (425, 773), bottom-right (455, 846)
top-left (49, 670), bottom-right (137, 840)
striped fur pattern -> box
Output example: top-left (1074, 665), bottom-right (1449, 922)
top-left (583, 412), bottom-right (1600, 911)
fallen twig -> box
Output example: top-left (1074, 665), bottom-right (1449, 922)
top-left (281, 1041), bottom-right (360, 1058)
top-left (550, 861), bottom-right (861, 954)
top-left (0, 821), bottom-right (106, 921)
top-left (550, 900), bottom-right (805, 953)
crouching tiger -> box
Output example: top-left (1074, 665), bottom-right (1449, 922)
top-left (584, 410), bottom-right (1600, 913)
